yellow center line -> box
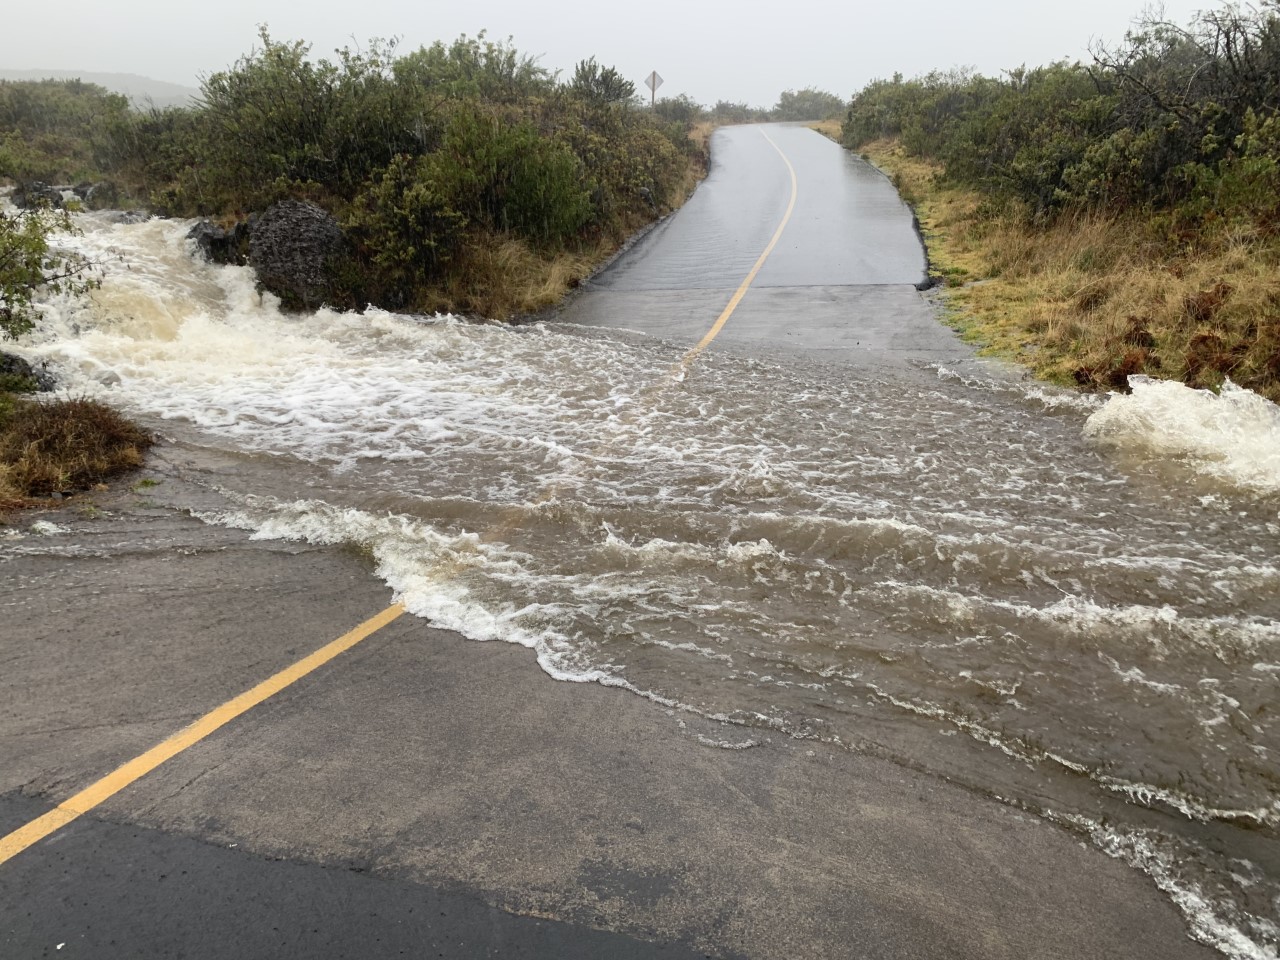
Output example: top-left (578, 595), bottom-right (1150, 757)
top-left (677, 128), bottom-right (799, 370)
top-left (0, 127), bottom-right (802, 869)
top-left (0, 603), bottom-right (405, 867)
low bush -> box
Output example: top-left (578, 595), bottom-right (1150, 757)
top-left (0, 396), bottom-right (153, 504)
top-left (844, 5), bottom-right (1280, 226)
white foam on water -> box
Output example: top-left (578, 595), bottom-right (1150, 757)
top-left (1056, 813), bottom-right (1280, 960)
top-left (1099, 653), bottom-right (1185, 695)
top-left (933, 363), bottom-right (1106, 414)
top-left (861, 668), bottom-right (1280, 827)
top-left (874, 580), bottom-right (1280, 659)
top-left (196, 495), bottom-right (616, 684)
top-left (1085, 376), bottom-right (1280, 497)
top-left (29, 521), bottom-right (70, 536)
top-left (694, 734), bottom-right (762, 750)
top-left (646, 638), bottom-right (734, 665)
top-left (192, 494), bottom-right (790, 742)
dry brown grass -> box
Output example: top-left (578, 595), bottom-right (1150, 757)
top-left (860, 138), bottom-right (1280, 401)
top-left (673, 122), bottom-right (714, 206)
top-left (0, 396), bottom-right (153, 507)
top-left (430, 236), bottom-right (606, 319)
top-left (689, 120), bottom-right (716, 158)
top-left (807, 119), bottom-right (843, 141)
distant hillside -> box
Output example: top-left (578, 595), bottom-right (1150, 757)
top-left (0, 70), bottom-right (198, 108)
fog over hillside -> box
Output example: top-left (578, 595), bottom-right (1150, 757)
top-left (0, 70), bottom-right (198, 108)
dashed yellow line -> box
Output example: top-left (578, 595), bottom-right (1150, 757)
top-left (0, 603), bottom-right (405, 866)
top-left (0, 127), bottom-right (802, 869)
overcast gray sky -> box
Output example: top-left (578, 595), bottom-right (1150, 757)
top-left (7, 0), bottom-right (1209, 107)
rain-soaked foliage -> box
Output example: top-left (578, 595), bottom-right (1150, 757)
top-left (0, 79), bottom-right (132, 183)
top-left (0, 29), bottom-right (708, 316)
top-left (0, 31), bottom-right (854, 316)
top-left (842, 4), bottom-right (1280, 227)
top-left (772, 88), bottom-right (845, 122)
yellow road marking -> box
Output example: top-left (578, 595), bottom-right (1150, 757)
top-left (678, 128), bottom-right (799, 370)
top-left (0, 127), bottom-right (802, 869)
top-left (0, 603), bottom-right (405, 867)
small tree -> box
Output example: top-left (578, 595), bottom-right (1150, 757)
top-left (654, 94), bottom-right (704, 125)
top-left (570, 57), bottom-right (636, 105)
top-left (0, 208), bottom-right (99, 340)
top-left (773, 87), bottom-right (846, 121)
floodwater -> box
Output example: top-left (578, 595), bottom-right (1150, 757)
top-left (10, 125), bottom-right (1280, 959)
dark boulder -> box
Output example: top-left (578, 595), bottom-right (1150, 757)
top-left (11, 181), bottom-right (64, 210)
top-left (0, 352), bottom-right (56, 392)
top-left (104, 210), bottom-right (150, 226)
top-left (84, 181), bottom-right (119, 210)
top-left (248, 200), bottom-right (345, 310)
top-left (187, 218), bottom-right (252, 266)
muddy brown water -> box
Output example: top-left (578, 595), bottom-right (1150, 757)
top-left (9, 124), bottom-right (1280, 958)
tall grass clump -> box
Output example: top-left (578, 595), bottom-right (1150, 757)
top-left (0, 396), bottom-right (153, 505)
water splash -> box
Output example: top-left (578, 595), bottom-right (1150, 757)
top-left (1086, 376), bottom-right (1280, 497)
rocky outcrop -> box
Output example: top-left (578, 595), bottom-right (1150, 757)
top-left (102, 210), bottom-right (150, 225)
top-left (247, 201), bottom-right (345, 310)
top-left (81, 181), bottom-right (118, 210)
top-left (0, 352), bottom-right (55, 392)
top-left (187, 219), bottom-right (252, 266)
top-left (11, 181), bottom-right (64, 209)
top-left (9, 181), bottom-right (121, 211)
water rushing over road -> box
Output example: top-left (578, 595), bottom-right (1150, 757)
top-left (11, 125), bottom-right (1280, 958)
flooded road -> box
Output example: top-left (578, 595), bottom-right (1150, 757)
top-left (9, 124), bottom-right (1280, 959)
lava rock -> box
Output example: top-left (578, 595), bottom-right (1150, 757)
top-left (0, 351), bottom-right (56, 392)
top-left (247, 201), bottom-right (345, 310)
top-left (11, 181), bottom-right (64, 210)
top-left (104, 210), bottom-right (150, 226)
top-left (84, 181), bottom-right (119, 210)
top-left (187, 218), bottom-right (251, 266)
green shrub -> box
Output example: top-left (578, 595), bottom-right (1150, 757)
top-left (0, 30), bottom-right (702, 317)
top-left (773, 87), bottom-right (846, 121)
top-left (843, 4), bottom-right (1280, 228)
top-left (346, 153), bottom-right (467, 301)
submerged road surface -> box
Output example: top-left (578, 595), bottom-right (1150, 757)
top-left (2, 124), bottom-right (1273, 959)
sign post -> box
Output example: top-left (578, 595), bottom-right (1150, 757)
top-left (645, 70), bottom-right (663, 108)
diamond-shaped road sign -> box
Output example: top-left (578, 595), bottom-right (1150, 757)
top-left (645, 70), bottom-right (663, 107)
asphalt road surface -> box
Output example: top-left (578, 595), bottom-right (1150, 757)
top-left (0, 125), bottom-right (1217, 960)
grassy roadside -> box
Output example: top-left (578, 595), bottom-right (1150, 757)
top-left (858, 138), bottom-right (1280, 402)
top-left (807, 119), bottom-right (841, 142)
top-left (0, 391), bottom-right (153, 511)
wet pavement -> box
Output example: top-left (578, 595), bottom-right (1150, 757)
top-left (558, 123), bottom-right (963, 370)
